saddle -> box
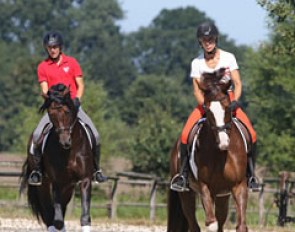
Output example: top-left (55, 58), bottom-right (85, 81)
top-left (187, 117), bottom-right (252, 154)
top-left (186, 117), bottom-right (253, 182)
top-left (40, 120), bottom-right (94, 153)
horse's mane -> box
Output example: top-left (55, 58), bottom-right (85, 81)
top-left (202, 68), bottom-right (231, 96)
top-left (39, 84), bottom-right (72, 113)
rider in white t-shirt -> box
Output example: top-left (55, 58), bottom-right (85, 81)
top-left (170, 22), bottom-right (260, 192)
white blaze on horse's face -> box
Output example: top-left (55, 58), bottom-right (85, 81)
top-left (210, 101), bottom-right (230, 150)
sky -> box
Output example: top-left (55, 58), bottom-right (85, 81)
top-left (118, 0), bottom-right (270, 46)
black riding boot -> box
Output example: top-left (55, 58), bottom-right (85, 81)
top-left (247, 142), bottom-right (261, 192)
top-left (93, 144), bottom-right (107, 183)
top-left (170, 143), bottom-right (190, 192)
top-left (28, 144), bottom-right (42, 186)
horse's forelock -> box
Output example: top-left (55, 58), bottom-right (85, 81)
top-left (38, 84), bottom-right (72, 113)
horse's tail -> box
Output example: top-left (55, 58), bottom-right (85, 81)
top-left (167, 189), bottom-right (188, 232)
top-left (167, 139), bottom-right (188, 232)
top-left (19, 158), bottom-right (28, 196)
top-left (19, 157), bottom-right (43, 222)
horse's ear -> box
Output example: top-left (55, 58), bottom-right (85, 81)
top-left (216, 68), bottom-right (226, 79)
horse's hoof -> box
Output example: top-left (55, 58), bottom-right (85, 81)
top-left (54, 220), bottom-right (64, 231)
top-left (206, 221), bottom-right (218, 232)
top-left (48, 225), bottom-right (66, 232)
top-left (82, 225), bottom-right (91, 232)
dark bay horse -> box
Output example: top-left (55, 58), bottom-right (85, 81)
top-left (21, 84), bottom-right (95, 232)
top-left (168, 69), bottom-right (249, 232)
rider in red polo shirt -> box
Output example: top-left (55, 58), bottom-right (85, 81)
top-left (28, 31), bottom-right (107, 185)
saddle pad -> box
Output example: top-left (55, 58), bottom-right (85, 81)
top-left (39, 120), bottom-right (93, 153)
top-left (188, 117), bottom-right (249, 181)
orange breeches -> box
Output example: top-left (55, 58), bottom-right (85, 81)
top-left (181, 96), bottom-right (257, 144)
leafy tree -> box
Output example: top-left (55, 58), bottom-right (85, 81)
top-left (129, 103), bottom-right (180, 178)
top-left (125, 7), bottom-right (247, 81)
top-left (81, 81), bottom-right (131, 160)
top-left (68, 0), bottom-right (136, 97)
top-left (258, 0), bottom-right (295, 55)
top-left (243, 0), bottom-right (295, 174)
top-left (120, 75), bottom-right (192, 176)
top-left (0, 41), bottom-right (40, 151)
top-left (120, 74), bottom-right (194, 126)
top-left (0, 0), bottom-right (135, 151)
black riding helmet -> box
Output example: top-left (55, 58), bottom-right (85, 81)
top-left (197, 21), bottom-right (219, 44)
top-left (43, 31), bottom-right (63, 49)
top-left (196, 22), bottom-right (219, 54)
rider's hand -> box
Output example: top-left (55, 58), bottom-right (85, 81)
top-left (73, 97), bottom-right (81, 110)
top-left (229, 100), bottom-right (239, 112)
top-left (41, 92), bottom-right (49, 99)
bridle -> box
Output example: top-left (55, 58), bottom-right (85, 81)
top-left (50, 104), bottom-right (77, 135)
top-left (203, 94), bottom-right (232, 133)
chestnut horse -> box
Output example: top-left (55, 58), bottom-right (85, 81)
top-left (167, 69), bottom-right (249, 232)
top-left (21, 84), bottom-right (95, 232)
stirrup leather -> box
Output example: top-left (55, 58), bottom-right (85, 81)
top-left (170, 174), bottom-right (190, 192)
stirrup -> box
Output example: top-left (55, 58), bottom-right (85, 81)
top-left (170, 174), bottom-right (190, 192)
top-left (248, 176), bottom-right (261, 192)
top-left (28, 170), bottom-right (42, 186)
top-left (93, 170), bottom-right (107, 183)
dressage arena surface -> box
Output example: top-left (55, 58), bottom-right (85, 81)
top-left (0, 218), bottom-right (259, 232)
top-left (0, 218), bottom-right (284, 232)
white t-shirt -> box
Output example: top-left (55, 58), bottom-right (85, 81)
top-left (190, 49), bottom-right (239, 81)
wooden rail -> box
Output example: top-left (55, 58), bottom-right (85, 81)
top-left (0, 167), bottom-right (294, 225)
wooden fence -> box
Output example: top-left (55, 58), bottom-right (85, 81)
top-left (0, 157), bottom-right (294, 226)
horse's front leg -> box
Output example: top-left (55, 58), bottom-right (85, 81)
top-left (52, 185), bottom-right (65, 231)
top-left (79, 178), bottom-right (92, 232)
top-left (199, 182), bottom-right (218, 232)
top-left (231, 181), bottom-right (248, 232)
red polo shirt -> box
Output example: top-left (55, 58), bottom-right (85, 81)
top-left (37, 54), bottom-right (83, 99)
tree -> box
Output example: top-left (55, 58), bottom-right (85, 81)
top-left (242, 0), bottom-right (295, 174)
top-left (0, 0), bottom-right (135, 151)
top-left (125, 7), bottom-right (247, 81)
top-left (120, 75), bottom-right (192, 176)
top-left (68, 0), bottom-right (136, 97)
top-left (130, 106), bottom-right (180, 178)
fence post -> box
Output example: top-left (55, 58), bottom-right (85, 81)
top-left (258, 182), bottom-right (265, 225)
top-left (109, 177), bottom-right (119, 219)
top-left (150, 180), bottom-right (157, 221)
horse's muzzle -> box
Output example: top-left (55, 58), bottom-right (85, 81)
top-left (59, 134), bottom-right (72, 149)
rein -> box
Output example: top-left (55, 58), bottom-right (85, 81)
top-left (55, 117), bottom-right (77, 135)
top-left (47, 89), bottom-right (77, 135)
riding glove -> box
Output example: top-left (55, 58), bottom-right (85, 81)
top-left (229, 100), bottom-right (239, 112)
top-left (73, 97), bottom-right (81, 110)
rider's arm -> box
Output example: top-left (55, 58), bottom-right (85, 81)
top-left (75, 77), bottom-right (84, 99)
top-left (231, 69), bottom-right (242, 101)
top-left (193, 78), bottom-right (204, 105)
top-left (40, 81), bottom-right (48, 96)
